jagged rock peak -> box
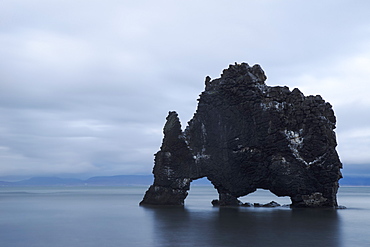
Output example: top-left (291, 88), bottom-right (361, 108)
top-left (205, 62), bottom-right (267, 91)
top-left (163, 111), bottom-right (182, 136)
top-left (221, 62), bottom-right (267, 83)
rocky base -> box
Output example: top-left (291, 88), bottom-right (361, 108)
top-left (140, 185), bottom-right (188, 206)
top-left (211, 200), bottom-right (283, 208)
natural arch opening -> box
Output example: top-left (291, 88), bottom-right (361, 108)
top-left (185, 177), bottom-right (217, 207)
top-left (238, 189), bottom-right (291, 207)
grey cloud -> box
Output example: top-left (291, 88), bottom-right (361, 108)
top-left (1, 0), bottom-right (370, 179)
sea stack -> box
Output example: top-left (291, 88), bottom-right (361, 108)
top-left (140, 63), bottom-right (342, 208)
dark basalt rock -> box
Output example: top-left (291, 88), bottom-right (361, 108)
top-left (140, 63), bottom-right (342, 208)
top-left (254, 201), bottom-right (281, 208)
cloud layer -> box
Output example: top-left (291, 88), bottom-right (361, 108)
top-left (1, 0), bottom-right (370, 179)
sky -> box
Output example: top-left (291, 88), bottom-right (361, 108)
top-left (1, 0), bottom-right (370, 180)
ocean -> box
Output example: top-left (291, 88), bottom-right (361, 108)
top-left (0, 186), bottom-right (369, 247)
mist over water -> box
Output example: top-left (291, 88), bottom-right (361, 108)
top-left (0, 186), bottom-right (369, 247)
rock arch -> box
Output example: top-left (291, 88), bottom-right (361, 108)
top-left (140, 63), bottom-right (342, 208)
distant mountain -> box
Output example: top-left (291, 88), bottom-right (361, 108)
top-left (0, 175), bottom-right (153, 187)
top-left (14, 177), bottom-right (83, 186)
top-left (0, 175), bottom-right (368, 187)
top-left (0, 175), bottom-right (213, 187)
top-left (84, 175), bottom-right (154, 186)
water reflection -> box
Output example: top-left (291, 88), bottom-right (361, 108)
top-left (143, 206), bottom-right (341, 247)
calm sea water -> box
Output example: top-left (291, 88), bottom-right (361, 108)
top-left (0, 186), bottom-right (369, 247)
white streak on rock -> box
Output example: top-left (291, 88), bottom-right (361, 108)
top-left (260, 101), bottom-right (287, 111)
top-left (283, 129), bottom-right (308, 165)
top-left (194, 153), bottom-right (210, 163)
top-left (201, 123), bottom-right (207, 139)
top-left (283, 129), bottom-right (327, 166)
top-left (163, 166), bottom-right (174, 177)
top-left (255, 83), bottom-right (268, 94)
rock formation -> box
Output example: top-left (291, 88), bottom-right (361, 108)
top-left (140, 63), bottom-right (342, 208)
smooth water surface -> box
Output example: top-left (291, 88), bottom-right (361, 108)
top-left (0, 186), bottom-right (369, 247)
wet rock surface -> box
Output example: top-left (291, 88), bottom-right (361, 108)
top-left (212, 200), bottom-right (282, 208)
top-left (140, 63), bottom-right (342, 208)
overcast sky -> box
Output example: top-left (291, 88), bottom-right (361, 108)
top-left (1, 0), bottom-right (370, 180)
